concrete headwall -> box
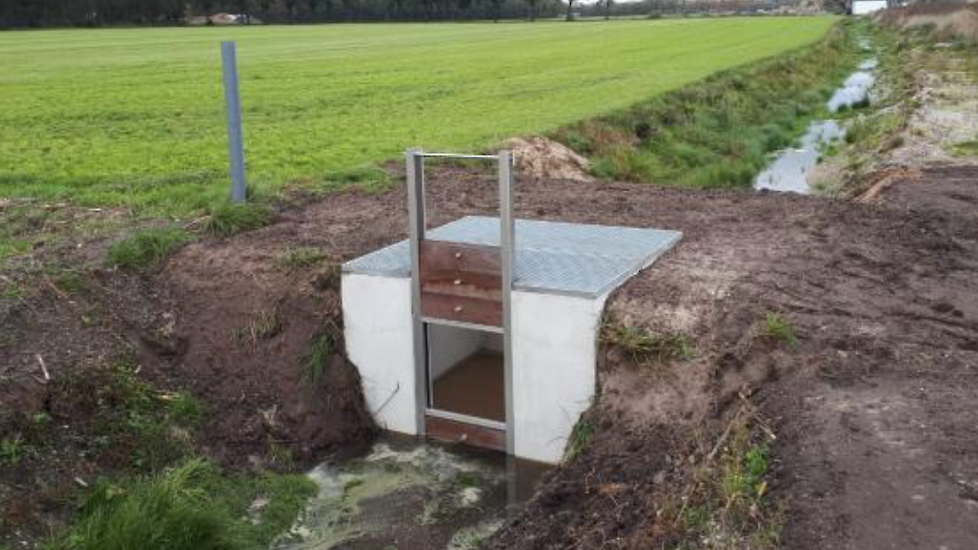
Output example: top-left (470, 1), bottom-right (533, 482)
top-left (511, 290), bottom-right (607, 463)
top-left (342, 271), bottom-right (606, 464)
top-left (341, 273), bottom-right (417, 435)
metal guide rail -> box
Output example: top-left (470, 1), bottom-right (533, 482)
top-left (405, 149), bottom-right (516, 454)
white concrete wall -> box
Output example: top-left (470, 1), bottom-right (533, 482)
top-left (341, 273), bottom-right (417, 435)
top-left (511, 290), bottom-right (608, 464)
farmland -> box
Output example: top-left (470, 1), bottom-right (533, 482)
top-left (0, 17), bottom-right (837, 215)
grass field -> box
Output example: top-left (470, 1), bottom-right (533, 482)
top-left (0, 18), bottom-right (836, 215)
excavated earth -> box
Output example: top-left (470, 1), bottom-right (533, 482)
top-left (5, 158), bottom-right (978, 547)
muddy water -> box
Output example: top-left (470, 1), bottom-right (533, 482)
top-left (754, 57), bottom-right (877, 194)
top-left (273, 438), bottom-right (549, 550)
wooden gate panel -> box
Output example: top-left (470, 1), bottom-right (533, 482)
top-left (419, 240), bottom-right (502, 327)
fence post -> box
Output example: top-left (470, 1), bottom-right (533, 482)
top-left (221, 41), bottom-right (247, 204)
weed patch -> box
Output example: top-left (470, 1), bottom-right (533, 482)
top-left (662, 406), bottom-right (783, 549)
top-left (165, 391), bottom-right (201, 430)
top-left (107, 228), bottom-right (193, 271)
top-left (50, 363), bottom-right (192, 471)
top-left (204, 204), bottom-right (272, 238)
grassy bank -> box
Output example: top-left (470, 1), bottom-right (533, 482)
top-left (553, 20), bottom-right (861, 188)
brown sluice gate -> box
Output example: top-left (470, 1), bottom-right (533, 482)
top-left (431, 351), bottom-right (505, 422)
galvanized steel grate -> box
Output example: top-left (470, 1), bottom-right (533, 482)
top-left (344, 216), bottom-right (681, 298)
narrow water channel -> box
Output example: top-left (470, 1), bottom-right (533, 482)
top-left (273, 437), bottom-right (549, 550)
top-left (754, 51), bottom-right (878, 194)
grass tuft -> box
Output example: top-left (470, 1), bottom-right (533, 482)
top-left (277, 247), bottom-right (326, 271)
top-left (235, 308), bottom-right (284, 344)
top-left (107, 228), bottom-right (193, 271)
top-left (167, 391), bottom-right (201, 430)
top-left (763, 312), bottom-right (797, 348)
top-left (564, 417), bottom-right (595, 463)
top-left (952, 139), bottom-right (978, 157)
top-left (303, 332), bottom-right (334, 385)
top-left (601, 320), bottom-right (693, 362)
top-left (204, 204), bottom-right (272, 239)
top-left (1, 434), bottom-right (25, 466)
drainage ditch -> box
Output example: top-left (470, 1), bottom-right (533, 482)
top-left (754, 41), bottom-right (878, 194)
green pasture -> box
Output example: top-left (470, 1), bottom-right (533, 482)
top-left (0, 17), bottom-right (836, 215)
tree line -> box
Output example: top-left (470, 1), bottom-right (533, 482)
top-left (0, 0), bottom-right (568, 27)
top-left (0, 0), bottom-right (819, 28)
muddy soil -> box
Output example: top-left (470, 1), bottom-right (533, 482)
top-left (4, 156), bottom-right (978, 547)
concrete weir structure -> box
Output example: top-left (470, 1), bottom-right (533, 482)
top-left (341, 150), bottom-right (681, 464)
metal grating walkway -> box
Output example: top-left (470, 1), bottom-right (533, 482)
top-left (343, 216), bottom-right (682, 298)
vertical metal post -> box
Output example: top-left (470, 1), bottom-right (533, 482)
top-left (221, 41), bottom-right (247, 204)
top-left (406, 148), bottom-right (428, 437)
top-left (499, 150), bottom-right (516, 456)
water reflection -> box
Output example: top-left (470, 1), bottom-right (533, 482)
top-left (754, 55), bottom-right (877, 194)
top-left (754, 120), bottom-right (844, 193)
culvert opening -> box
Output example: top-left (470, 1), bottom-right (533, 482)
top-left (428, 325), bottom-right (505, 423)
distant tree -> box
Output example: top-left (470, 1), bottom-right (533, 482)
top-left (565, 0), bottom-right (574, 20)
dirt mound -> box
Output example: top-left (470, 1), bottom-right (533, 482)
top-left (504, 136), bottom-right (594, 183)
top-left (156, 207), bottom-right (389, 466)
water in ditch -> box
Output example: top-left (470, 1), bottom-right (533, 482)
top-left (754, 56), bottom-right (878, 194)
top-left (272, 437), bottom-right (549, 550)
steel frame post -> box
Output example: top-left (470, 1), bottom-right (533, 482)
top-left (498, 150), bottom-right (516, 456)
top-left (221, 41), bottom-right (247, 204)
top-left (406, 148), bottom-right (427, 437)
top-left (407, 148), bottom-right (515, 453)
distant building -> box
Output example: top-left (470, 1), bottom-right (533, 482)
top-left (851, 0), bottom-right (887, 15)
top-left (186, 13), bottom-right (262, 26)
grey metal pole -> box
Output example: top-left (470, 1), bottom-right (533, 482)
top-left (406, 148), bottom-right (428, 438)
top-left (221, 41), bottom-right (247, 204)
top-left (498, 150), bottom-right (516, 456)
